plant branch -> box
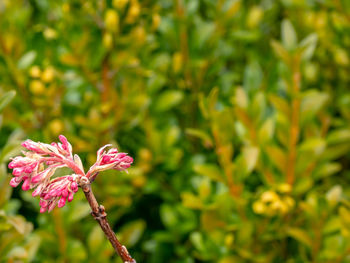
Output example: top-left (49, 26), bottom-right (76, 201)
top-left (80, 179), bottom-right (136, 263)
top-left (286, 57), bottom-right (301, 185)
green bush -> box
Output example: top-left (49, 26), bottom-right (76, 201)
top-left (1, 0), bottom-right (350, 262)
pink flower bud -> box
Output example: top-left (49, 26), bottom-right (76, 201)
top-left (59, 135), bottom-right (69, 150)
top-left (40, 200), bottom-right (48, 207)
top-left (68, 192), bottom-right (74, 202)
top-left (40, 207), bottom-right (47, 213)
top-left (22, 179), bottom-right (30, 191)
top-left (22, 140), bottom-right (45, 154)
top-left (13, 168), bottom-right (23, 176)
top-left (10, 177), bottom-right (21, 187)
top-left (58, 197), bottom-right (67, 208)
top-left (31, 175), bottom-right (41, 184)
top-left (61, 190), bottom-right (68, 198)
top-left (101, 155), bottom-right (112, 164)
top-left (48, 202), bottom-right (56, 212)
top-left (71, 182), bottom-right (78, 192)
top-left (43, 194), bottom-right (52, 200)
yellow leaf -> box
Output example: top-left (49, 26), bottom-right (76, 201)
top-left (181, 192), bottom-right (203, 209)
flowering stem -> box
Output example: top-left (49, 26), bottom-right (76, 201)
top-left (80, 180), bottom-right (136, 263)
top-left (9, 136), bottom-right (134, 260)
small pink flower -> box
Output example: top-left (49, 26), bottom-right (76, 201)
top-left (86, 146), bottom-right (133, 177)
top-left (8, 135), bottom-right (133, 213)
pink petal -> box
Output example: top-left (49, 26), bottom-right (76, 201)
top-left (97, 144), bottom-right (112, 159)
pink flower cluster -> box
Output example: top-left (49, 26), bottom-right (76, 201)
top-left (86, 144), bottom-right (134, 177)
top-left (8, 135), bottom-right (133, 213)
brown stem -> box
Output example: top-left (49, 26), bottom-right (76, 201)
top-left (80, 181), bottom-right (136, 263)
top-left (286, 58), bottom-right (301, 185)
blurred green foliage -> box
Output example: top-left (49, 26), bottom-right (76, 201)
top-left (1, 0), bottom-right (350, 262)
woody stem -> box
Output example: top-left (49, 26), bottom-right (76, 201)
top-left (79, 180), bottom-right (136, 263)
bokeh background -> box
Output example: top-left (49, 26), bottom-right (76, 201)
top-left (1, 0), bottom-right (350, 262)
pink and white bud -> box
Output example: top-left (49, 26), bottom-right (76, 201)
top-left (10, 177), bottom-right (21, 187)
top-left (87, 146), bottom-right (133, 177)
top-left (21, 140), bottom-right (47, 154)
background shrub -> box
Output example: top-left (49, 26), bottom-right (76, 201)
top-left (1, 0), bottom-right (350, 262)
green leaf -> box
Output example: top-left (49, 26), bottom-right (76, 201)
top-left (244, 61), bottom-right (263, 92)
top-left (339, 206), bottom-right (350, 225)
top-left (181, 192), bottom-right (203, 209)
top-left (147, 73), bottom-right (166, 93)
top-left (300, 90), bottom-right (329, 124)
top-left (299, 33), bottom-right (318, 60)
top-left (265, 145), bottom-right (287, 173)
top-left (321, 143), bottom-right (350, 161)
top-left (268, 94), bottom-right (290, 117)
top-left (0, 90), bottom-right (16, 113)
top-left (193, 20), bottom-right (215, 48)
top-left (193, 164), bottom-right (224, 182)
top-left (242, 146), bottom-right (259, 173)
top-left (189, 231), bottom-right (205, 252)
top-left (17, 51), bottom-right (37, 69)
top-left (160, 204), bottom-right (178, 228)
top-left (271, 40), bottom-right (290, 64)
top-left (118, 220), bottom-right (146, 247)
top-left (24, 234), bottom-right (41, 262)
top-left (323, 217), bottom-right (341, 234)
top-left (294, 177), bottom-right (313, 195)
top-left (186, 128), bottom-right (213, 148)
top-left (250, 91), bottom-right (266, 122)
top-left (326, 185), bottom-right (342, 204)
top-left (0, 173), bottom-right (12, 207)
top-left (68, 202), bottom-right (91, 222)
top-left (313, 162), bottom-right (341, 179)
top-left (281, 19), bottom-right (297, 50)
top-left (298, 138), bottom-right (326, 156)
top-left (208, 87), bottom-right (219, 116)
top-left (258, 117), bottom-right (275, 144)
top-left (287, 228), bottom-right (312, 248)
top-left (154, 90), bottom-right (184, 112)
top-left (7, 247), bottom-right (28, 260)
top-left (88, 225), bottom-right (105, 254)
top-left (164, 125), bottom-right (180, 148)
top-left (67, 239), bottom-right (87, 261)
top-left (327, 129), bottom-right (350, 145)
top-left (7, 215), bottom-right (33, 235)
top-left (0, 141), bottom-right (22, 163)
top-left (232, 87), bottom-right (248, 109)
